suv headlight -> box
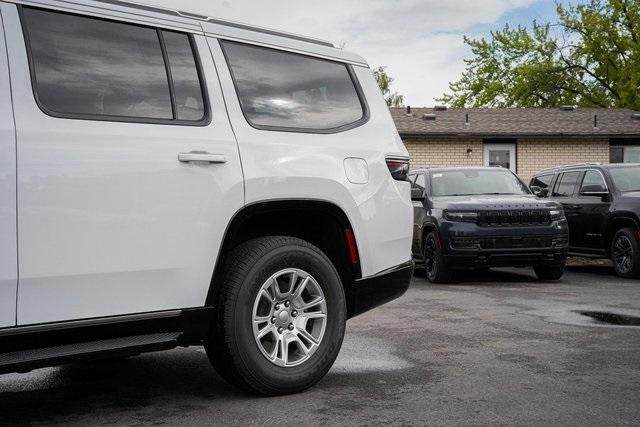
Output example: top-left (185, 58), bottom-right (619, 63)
top-left (444, 211), bottom-right (478, 222)
top-left (549, 208), bottom-right (565, 221)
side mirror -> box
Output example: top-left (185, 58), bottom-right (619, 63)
top-left (580, 184), bottom-right (608, 198)
top-left (530, 186), bottom-right (548, 198)
top-left (411, 187), bottom-right (425, 201)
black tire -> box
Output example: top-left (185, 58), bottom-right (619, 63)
top-left (424, 231), bottom-right (453, 283)
top-left (533, 262), bottom-right (566, 280)
top-left (205, 236), bottom-right (346, 396)
top-left (611, 228), bottom-right (640, 278)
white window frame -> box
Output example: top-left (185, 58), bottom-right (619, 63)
top-left (484, 143), bottom-right (516, 173)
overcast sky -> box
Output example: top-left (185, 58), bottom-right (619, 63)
top-left (148, 0), bottom-right (576, 106)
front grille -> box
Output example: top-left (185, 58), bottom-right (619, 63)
top-left (477, 210), bottom-right (551, 227)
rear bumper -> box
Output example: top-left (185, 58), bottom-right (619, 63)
top-left (348, 260), bottom-right (414, 318)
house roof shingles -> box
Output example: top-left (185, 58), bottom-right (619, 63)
top-left (390, 107), bottom-right (640, 138)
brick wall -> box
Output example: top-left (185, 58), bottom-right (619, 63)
top-left (404, 138), bottom-right (483, 168)
top-left (517, 138), bottom-right (609, 181)
top-left (403, 136), bottom-right (610, 182)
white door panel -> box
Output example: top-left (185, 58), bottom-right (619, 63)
top-left (0, 8), bottom-right (17, 328)
top-left (2, 5), bottom-right (243, 324)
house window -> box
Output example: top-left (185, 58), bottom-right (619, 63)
top-left (483, 139), bottom-right (517, 173)
top-left (610, 146), bottom-right (640, 163)
top-left (610, 139), bottom-right (640, 164)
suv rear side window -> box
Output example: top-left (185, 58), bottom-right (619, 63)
top-left (221, 41), bottom-right (366, 132)
top-left (553, 171), bottom-right (581, 197)
top-left (21, 7), bottom-right (206, 123)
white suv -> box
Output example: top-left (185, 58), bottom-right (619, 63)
top-left (0, 0), bottom-right (413, 395)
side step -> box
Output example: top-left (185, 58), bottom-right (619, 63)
top-left (0, 332), bottom-right (180, 374)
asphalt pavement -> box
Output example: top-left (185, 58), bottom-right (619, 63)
top-left (1, 264), bottom-right (639, 426)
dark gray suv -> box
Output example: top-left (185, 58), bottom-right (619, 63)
top-left (530, 163), bottom-right (640, 278)
top-left (410, 167), bottom-right (569, 283)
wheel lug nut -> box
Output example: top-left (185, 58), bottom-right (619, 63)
top-left (284, 300), bottom-right (290, 308)
top-left (274, 304), bottom-right (280, 310)
top-left (270, 316), bottom-right (276, 324)
top-left (288, 323), bottom-right (294, 331)
top-left (277, 327), bottom-right (284, 334)
top-left (291, 310), bottom-right (298, 317)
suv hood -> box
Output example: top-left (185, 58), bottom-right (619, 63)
top-left (432, 194), bottom-right (560, 211)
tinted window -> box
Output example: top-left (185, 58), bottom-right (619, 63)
top-left (553, 172), bottom-right (581, 197)
top-left (222, 41), bottom-right (364, 131)
top-left (430, 169), bottom-right (529, 197)
top-left (530, 174), bottom-right (554, 195)
top-left (610, 146), bottom-right (624, 163)
top-left (23, 8), bottom-right (172, 119)
top-left (580, 170), bottom-right (606, 193)
top-left (162, 31), bottom-right (205, 121)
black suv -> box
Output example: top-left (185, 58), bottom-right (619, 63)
top-left (530, 163), bottom-right (640, 278)
top-left (410, 167), bottom-right (569, 283)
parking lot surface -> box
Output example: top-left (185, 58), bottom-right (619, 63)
top-left (1, 265), bottom-right (639, 426)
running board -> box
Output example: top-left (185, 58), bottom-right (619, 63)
top-left (0, 332), bottom-right (181, 374)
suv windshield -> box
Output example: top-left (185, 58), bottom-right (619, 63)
top-left (430, 169), bottom-right (530, 197)
top-left (609, 165), bottom-right (640, 192)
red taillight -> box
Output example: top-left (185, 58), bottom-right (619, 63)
top-left (343, 229), bottom-right (359, 264)
top-left (386, 157), bottom-right (410, 181)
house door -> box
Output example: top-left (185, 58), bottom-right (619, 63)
top-left (484, 143), bottom-right (516, 173)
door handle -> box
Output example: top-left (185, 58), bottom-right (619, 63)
top-left (177, 151), bottom-right (227, 164)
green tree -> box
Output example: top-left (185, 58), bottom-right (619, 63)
top-left (438, 0), bottom-right (640, 109)
top-left (373, 66), bottom-right (405, 107)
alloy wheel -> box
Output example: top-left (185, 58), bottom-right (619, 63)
top-left (252, 268), bottom-right (327, 367)
top-left (613, 235), bottom-right (634, 274)
top-left (424, 236), bottom-right (437, 276)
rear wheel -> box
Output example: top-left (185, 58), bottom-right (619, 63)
top-left (533, 262), bottom-right (566, 281)
top-left (206, 236), bottom-right (346, 395)
top-left (611, 228), bottom-right (640, 278)
top-left (424, 231), bottom-right (452, 283)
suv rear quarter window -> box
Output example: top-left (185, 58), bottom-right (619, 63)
top-left (221, 41), bottom-right (367, 132)
top-left (579, 170), bottom-right (607, 193)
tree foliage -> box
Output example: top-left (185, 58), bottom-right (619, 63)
top-left (373, 66), bottom-right (405, 107)
top-left (438, 0), bottom-right (640, 109)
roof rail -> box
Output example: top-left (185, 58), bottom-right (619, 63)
top-left (94, 0), bottom-right (336, 48)
top-left (536, 162), bottom-right (602, 173)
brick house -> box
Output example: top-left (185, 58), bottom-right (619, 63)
top-left (390, 107), bottom-right (640, 182)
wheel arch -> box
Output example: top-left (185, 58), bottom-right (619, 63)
top-left (605, 214), bottom-right (640, 256)
top-left (206, 199), bottom-right (362, 316)
top-left (421, 221), bottom-right (439, 253)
